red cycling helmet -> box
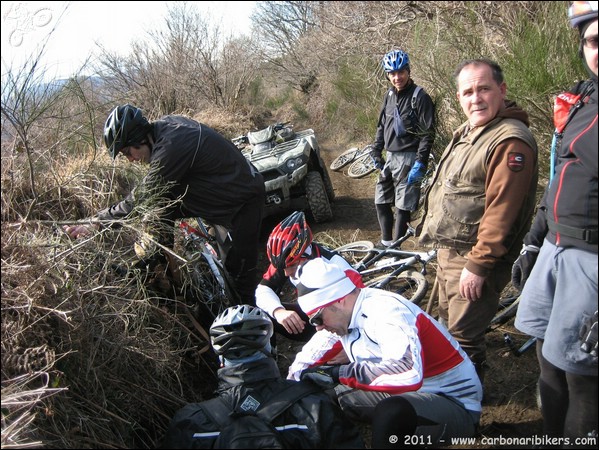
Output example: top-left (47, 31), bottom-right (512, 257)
top-left (267, 211), bottom-right (313, 270)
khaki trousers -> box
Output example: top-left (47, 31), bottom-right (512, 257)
top-left (436, 248), bottom-right (511, 364)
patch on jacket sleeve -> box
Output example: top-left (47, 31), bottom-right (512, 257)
top-left (507, 152), bottom-right (525, 172)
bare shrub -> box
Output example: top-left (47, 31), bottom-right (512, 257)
top-left (2, 183), bottom-right (221, 447)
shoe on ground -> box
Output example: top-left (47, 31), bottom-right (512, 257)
top-left (376, 240), bottom-right (393, 249)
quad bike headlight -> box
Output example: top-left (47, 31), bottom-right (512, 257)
top-left (282, 156), bottom-right (306, 173)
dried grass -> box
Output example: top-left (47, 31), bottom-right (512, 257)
top-left (1, 146), bottom-right (220, 448)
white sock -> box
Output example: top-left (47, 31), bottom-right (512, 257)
top-left (381, 239), bottom-right (393, 247)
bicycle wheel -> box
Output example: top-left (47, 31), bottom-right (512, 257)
top-left (184, 251), bottom-right (240, 328)
top-left (363, 269), bottom-right (428, 305)
top-left (347, 152), bottom-right (377, 178)
top-left (334, 241), bottom-right (374, 267)
top-left (330, 147), bottom-right (361, 171)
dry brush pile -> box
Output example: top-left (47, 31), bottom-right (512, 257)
top-left (1, 145), bottom-right (224, 448)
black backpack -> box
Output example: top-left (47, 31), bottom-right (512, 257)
top-left (198, 382), bottom-right (320, 449)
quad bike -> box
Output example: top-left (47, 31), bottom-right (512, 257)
top-left (233, 122), bottom-right (335, 223)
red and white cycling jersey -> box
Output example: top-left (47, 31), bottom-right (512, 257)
top-left (289, 287), bottom-right (482, 414)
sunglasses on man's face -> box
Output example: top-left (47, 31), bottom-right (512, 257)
top-left (309, 307), bottom-right (324, 327)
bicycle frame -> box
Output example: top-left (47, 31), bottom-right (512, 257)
top-left (503, 333), bottom-right (537, 357)
top-left (335, 229), bottom-right (436, 305)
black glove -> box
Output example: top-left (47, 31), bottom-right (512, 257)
top-left (579, 311), bottom-right (598, 357)
top-left (300, 365), bottom-right (340, 389)
top-left (511, 244), bottom-right (540, 292)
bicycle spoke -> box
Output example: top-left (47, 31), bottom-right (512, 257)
top-left (334, 241), bottom-right (375, 266)
top-left (347, 154), bottom-right (376, 178)
top-left (330, 147), bottom-right (360, 171)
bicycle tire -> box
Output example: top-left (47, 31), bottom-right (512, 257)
top-left (184, 251), bottom-right (240, 327)
top-left (347, 152), bottom-right (377, 178)
top-left (334, 240), bottom-right (374, 267)
top-left (363, 269), bottom-right (428, 305)
top-left (330, 147), bottom-right (361, 171)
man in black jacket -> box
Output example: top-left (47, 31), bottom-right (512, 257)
top-left (63, 105), bottom-right (265, 304)
top-left (370, 49), bottom-right (435, 247)
top-left (513, 1), bottom-right (597, 444)
top-left (160, 304), bottom-right (364, 449)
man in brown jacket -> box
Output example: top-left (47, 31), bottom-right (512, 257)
top-left (417, 59), bottom-right (538, 386)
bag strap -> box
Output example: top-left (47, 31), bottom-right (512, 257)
top-left (199, 397), bottom-right (234, 428)
top-left (199, 382), bottom-right (321, 427)
top-left (547, 216), bottom-right (598, 245)
top-left (549, 80), bottom-right (595, 181)
top-left (257, 382), bottom-right (321, 422)
top-left (411, 86), bottom-right (422, 111)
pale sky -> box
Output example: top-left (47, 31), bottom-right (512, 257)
top-left (1, 1), bottom-right (256, 79)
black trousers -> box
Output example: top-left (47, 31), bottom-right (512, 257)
top-left (225, 196), bottom-right (264, 305)
top-left (536, 339), bottom-right (598, 447)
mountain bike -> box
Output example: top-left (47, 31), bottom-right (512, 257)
top-left (334, 227), bottom-right (436, 305)
top-left (418, 259), bottom-right (537, 357)
top-left (176, 218), bottom-right (241, 326)
top-left (106, 216), bottom-right (240, 340)
top-left (335, 228), bottom-right (536, 359)
top-left (329, 144), bottom-right (373, 172)
top-left (345, 151), bottom-right (439, 187)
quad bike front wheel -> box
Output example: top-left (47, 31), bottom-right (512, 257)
top-left (305, 171), bottom-right (333, 223)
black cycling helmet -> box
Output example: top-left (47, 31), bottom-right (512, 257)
top-left (103, 104), bottom-right (150, 159)
top-left (266, 211), bottom-right (313, 270)
top-left (210, 305), bottom-right (273, 360)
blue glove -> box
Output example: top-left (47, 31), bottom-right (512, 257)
top-left (299, 365), bottom-right (340, 389)
top-left (371, 155), bottom-right (385, 170)
top-left (407, 160), bottom-right (426, 185)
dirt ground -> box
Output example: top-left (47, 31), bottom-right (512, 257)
top-left (269, 141), bottom-right (544, 449)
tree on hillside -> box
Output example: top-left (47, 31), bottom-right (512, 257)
top-left (252, 1), bottom-right (322, 93)
top-left (96, 2), bottom-right (261, 116)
